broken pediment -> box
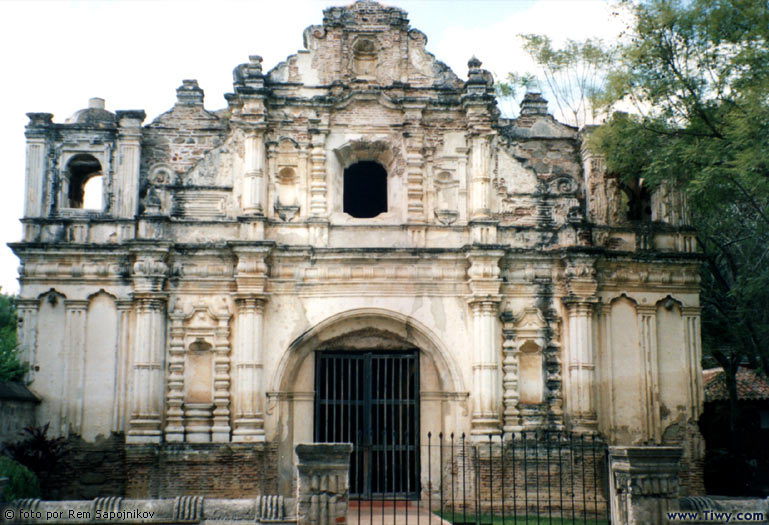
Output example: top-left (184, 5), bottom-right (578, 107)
top-left (269, 0), bottom-right (461, 88)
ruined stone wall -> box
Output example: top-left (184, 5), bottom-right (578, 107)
top-left (125, 443), bottom-right (279, 499)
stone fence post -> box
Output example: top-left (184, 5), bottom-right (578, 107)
top-left (609, 446), bottom-right (682, 525)
top-left (295, 443), bottom-right (353, 525)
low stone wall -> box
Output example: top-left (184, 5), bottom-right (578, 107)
top-left (125, 442), bottom-right (279, 498)
top-left (0, 496), bottom-right (294, 524)
top-left (44, 434), bottom-right (126, 500)
top-left (41, 436), bottom-right (279, 500)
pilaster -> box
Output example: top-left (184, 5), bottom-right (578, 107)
top-left (404, 104), bottom-right (426, 222)
top-left (16, 298), bottom-right (39, 383)
top-left (309, 128), bottom-right (329, 218)
top-left (231, 244), bottom-right (271, 441)
top-left (23, 113), bottom-right (52, 219)
top-left (64, 299), bottom-right (88, 436)
top-left (115, 110), bottom-right (146, 218)
top-left (466, 249), bottom-right (504, 437)
top-left (242, 128), bottom-right (267, 215)
top-left (127, 244), bottom-right (169, 444)
top-left (638, 304), bottom-right (661, 443)
top-left (562, 256), bottom-right (599, 433)
top-left (682, 307), bottom-right (703, 419)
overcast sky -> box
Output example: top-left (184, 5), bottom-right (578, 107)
top-left (0, 0), bottom-right (624, 295)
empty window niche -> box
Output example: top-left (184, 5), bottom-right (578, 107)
top-left (518, 340), bottom-right (544, 404)
top-left (343, 161), bottom-right (387, 218)
top-left (65, 154), bottom-right (103, 209)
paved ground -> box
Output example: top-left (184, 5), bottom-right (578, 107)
top-left (348, 501), bottom-right (453, 525)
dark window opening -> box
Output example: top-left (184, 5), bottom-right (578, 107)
top-left (343, 161), bottom-right (387, 218)
top-left (620, 176), bottom-right (652, 221)
top-left (66, 154), bottom-right (103, 209)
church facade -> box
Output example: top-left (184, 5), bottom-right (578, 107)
top-left (11, 1), bottom-right (703, 498)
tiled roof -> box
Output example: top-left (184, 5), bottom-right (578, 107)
top-left (703, 366), bottom-right (769, 402)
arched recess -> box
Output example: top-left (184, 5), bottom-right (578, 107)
top-left (82, 290), bottom-right (119, 441)
top-left (34, 289), bottom-right (67, 435)
top-left (270, 308), bottom-right (467, 495)
top-left (655, 295), bottom-right (688, 438)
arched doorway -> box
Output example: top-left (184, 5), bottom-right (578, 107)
top-left (272, 309), bottom-right (467, 498)
top-left (315, 349), bottom-right (419, 498)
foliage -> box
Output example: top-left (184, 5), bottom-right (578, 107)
top-left (3, 424), bottom-right (67, 480)
top-left (0, 456), bottom-right (41, 501)
top-left (0, 294), bottom-right (26, 382)
top-left (592, 0), bottom-right (769, 439)
top-left (497, 35), bottom-right (616, 126)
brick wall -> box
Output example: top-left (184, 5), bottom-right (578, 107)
top-left (125, 442), bottom-right (279, 499)
top-left (43, 434), bottom-right (126, 500)
top-left (42, 436), bottom-right (279, 500)
top-left (430, 438), bottom-right (609, 520)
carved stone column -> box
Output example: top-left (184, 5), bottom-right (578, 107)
top-left (562, 298), bottom-right (599, 433)
top-left (609, 446), bottom-right (682, 525)
top-left (308, 127), bottom-right (328, 217)
top-left (23, 113), bottom-right (52, 219)
top-left (469, 136), bottom-right (492, 220)
top-left (127, 245), bottom-right (169, 444)
top-left (165, 307), bottom-right (186, 442)
top-left (562, 256), bottom-right (599, 433)
top-left (115, 110), bottom-right (146, 219)
top-left (64, 299), bottom-right (88, 436)
top-left (242, 128), bottom-right (266, 215)
top-left (232, 245), bottom-right (270, 442)
top-left (404, 105), bottom-right (426, 222)
top-left (467, 250), bottom-right (504, 437)
top-left (500, 312), bottom-right (521, 433)
top-left (295, 443), bottom-right (353, 525)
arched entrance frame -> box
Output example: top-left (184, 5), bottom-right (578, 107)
top-left (271, 308), bottom-right (469, 496)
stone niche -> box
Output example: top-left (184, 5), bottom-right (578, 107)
top-left (167, 299), bottom-right (232, 443)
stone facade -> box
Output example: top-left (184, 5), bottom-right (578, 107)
top-left (11, 0), bottom-right (703, 498)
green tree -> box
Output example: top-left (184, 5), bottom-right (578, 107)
top-left (592, 0), bottom-right (769, 461)
top-left (497, 34), bottom-right (616, 126)
top-left (0, 294), bottom-right (26, 383)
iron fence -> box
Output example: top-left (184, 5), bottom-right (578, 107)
top-left (350, 430), bottom-right (610, 524)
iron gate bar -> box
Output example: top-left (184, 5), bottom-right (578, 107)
top-left (535, 432), bottom-right (540, 525)
top-left (581, 435), bottom-right (587, 525)
top-left (592, 435), bottom-right (598, 524)
top-left (558, 433), bottom-right (564, 523)
top-left (570, 433), bottom-right (576, 523)
top-left (511, 436), bottom-right (518, 523)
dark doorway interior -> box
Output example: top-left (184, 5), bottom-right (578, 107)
top-left (343, 161), bottom-right (387, 218)
top-left (314, 350), bottom-right (419, 498)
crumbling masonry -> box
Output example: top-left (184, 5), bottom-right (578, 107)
top-left (11, 0), bottom-right (703, 502)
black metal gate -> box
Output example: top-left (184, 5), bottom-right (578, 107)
top-left (314, 350), bottom-right (420, 499)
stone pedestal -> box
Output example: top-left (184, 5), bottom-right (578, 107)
top-left (609, 446), bottom-right (682, 525)
top-left (295, 443), bottom-right (353, 525)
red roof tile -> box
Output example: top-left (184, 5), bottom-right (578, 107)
top-left (703, 367), bottom-right (769, 402)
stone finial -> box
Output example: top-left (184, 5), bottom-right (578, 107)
top-left (468, 56), bottom-right (482, 70)
top-left (176, 79), bottom-right (205, 106)
top-left (88, 97), bottom-right (106, 110)
top-left (520, 91), bottom-right (549, 116)
top-left (248, 55), bottom-right (263, 73)
top-left (26, 112), bottom-right (54, 127)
